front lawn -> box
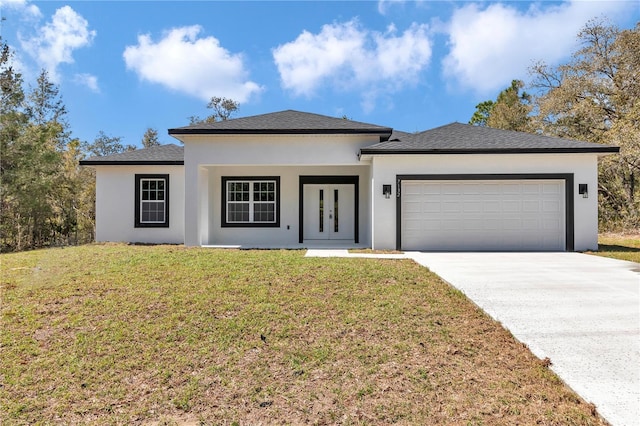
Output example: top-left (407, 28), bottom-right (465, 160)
top-left (591, 233), bottom-right (640, 263)
top-left (1, 245), bottom-right (605, 424)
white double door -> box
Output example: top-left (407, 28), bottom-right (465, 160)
top-left (303, 184), bottom-right (354, 240)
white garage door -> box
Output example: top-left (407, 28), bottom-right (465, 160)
top-left (401, 180), bottom-right (565, 251)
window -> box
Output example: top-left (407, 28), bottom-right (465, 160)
top-left (135, 174), bottom-right (169, 228)
top-left (222, 177), bottom-right (280, 227)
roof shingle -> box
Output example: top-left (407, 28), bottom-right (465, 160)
top-left (360, 122), bottom-right (619, 154)
top-left (168, 110), bottom-right (393, 137)
top-left (79, 144), bottom-right (184, 165)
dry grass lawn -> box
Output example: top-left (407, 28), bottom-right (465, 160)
top-left (1, 244), bottom-right (606, 425)
top-left (590, 232), bottom-right (640, 263)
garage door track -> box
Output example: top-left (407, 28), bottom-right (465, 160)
top-left (408, 252), bottom-right (639, 426)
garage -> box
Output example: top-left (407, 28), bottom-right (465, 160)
top-left (400, 177), bottom-right (569, 251)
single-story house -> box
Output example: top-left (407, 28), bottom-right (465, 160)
top-left (80, 110), bottom-right (619, 251)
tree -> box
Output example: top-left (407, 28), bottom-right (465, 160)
top-left (469, 100), bottom-right (494, 126)
top-left (189, 96), bottom-right (239, 125)
top-left (529, 20), bottom-right (640, 229)
top-left (487, 80), bottom-right (531, 131)
top-left (84, 131), bottom-right (135, 157)
top-left (53, 138), bottom-right (95, 245)
top-left (0, 38), bottom-right (28, 250)
top-left (0, 39), bottom-right (99, 251)
top-left (20, 71), bottom-right (67, 247)
top-left (142, 127), bottom-right (160, 148)
top-left (0, 65), bottom-right (80, 250)
top-left (469, 80), bottom-right (531, 131)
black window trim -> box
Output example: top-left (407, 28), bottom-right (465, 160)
top-left (221, 176), bottom-right (281, 228)
top-left (135, 174), bottom-right (170, 228)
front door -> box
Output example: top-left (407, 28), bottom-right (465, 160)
top-left (303, 184), bottom-right (354, 240)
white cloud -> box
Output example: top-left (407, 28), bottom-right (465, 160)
top-left (377, 0), bottom-right (405, 15)
top-left (73, 73), bottom-right (99, 93)
top-left (272, 19), bottom-right (431, 108)
top-left (123, 25), bottom-right (262, 103)
top-left (19, 5), bottom-right (95, 83)
top-left (0, 0), bottom-right (42, 18)
top-left (0, 0), bottom-right (41, 20)
top-left (442, 0), bottom-right (632, 94)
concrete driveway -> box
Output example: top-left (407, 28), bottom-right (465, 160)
top-left (407, 252), bottom-right (639, 426)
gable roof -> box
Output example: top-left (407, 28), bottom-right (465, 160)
top-left (79, 144), bottom-right (184, 165)
top-left (360, 122), bottom-right (620, 155)
top-left (168, 110), bottom-right (393, 139)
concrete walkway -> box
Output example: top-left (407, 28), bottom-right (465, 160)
top-left (306, 249), bottom-right (640, 426)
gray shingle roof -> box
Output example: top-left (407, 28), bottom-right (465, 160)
top-left (168, 110), bottom-right (393, 138)
top-left (79, 144), bottom-right (184, 165)
top-left (80, 119), bottom-right (619, 166)
top-left (360, 122), bottom-right (619, 154)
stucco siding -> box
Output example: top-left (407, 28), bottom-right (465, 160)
top-left (95, 165), bottom-right (185, 244)
top-left (183, 134), bottom-right (379, 166)
top-left (369, 153), bottom-right (599, 251)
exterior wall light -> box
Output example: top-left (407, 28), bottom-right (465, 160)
top-left (579, 184), bottom-right (588, 198)
top-left (383, 184), bottom-right (392, 199)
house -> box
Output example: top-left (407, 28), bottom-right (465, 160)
top-left (80, 110), bottom-right (619, 251)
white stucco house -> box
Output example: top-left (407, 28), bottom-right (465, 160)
top-left (80, 110), bottom-right (619, 251)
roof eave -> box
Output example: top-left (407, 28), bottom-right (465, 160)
top-left (168, 128), bottom-right (392, 137)
top-left (359, 147), bottom-right (620, 155)
top-left (79, 160), bottom-right (185, 166)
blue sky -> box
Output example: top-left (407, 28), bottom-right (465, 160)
top-left (1, 0), bottom-right (638, 148)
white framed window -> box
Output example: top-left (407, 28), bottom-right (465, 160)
top-left (135, 174), bottom-right (169, 227)
top-left (222, 177), bottom-right (280, 227)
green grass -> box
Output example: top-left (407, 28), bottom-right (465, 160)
top-left (1, 244), bottom-right (606, 425)
top-left (589, 233), bottom-right (640, 263)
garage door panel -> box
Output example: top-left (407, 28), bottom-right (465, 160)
top-left (503, 218), bottom-right (523, 230)
top-left (420, 201), bottom-right (439, 212)
top-left (483, 218), bottom-right (501, 230)
top-left (463, 201), bottom-right (482, 213)
top-left (403, 201), bottom-right (422, 214)
top-left (463, 184), bottom-right (481, 195)
top-left (442, 184), bottom-right (462, 195)
top-left (522, 218), bottom-right (541, 229)
top-left (543, 200), bottom-right (561, 212)
top-left (543, 217), bottom-right (562, 230)
top-left (522, 200), bottom-right (540, 212)
top-left (443, 201), bottom-right (461, 213)
top-left (502, 184), bottom-right (522, 194)
top-left (543, 183), bottom-right (560, 194)
top-left (477, 183), bottom-right (498, 194)
top-left (483, 201), bottom-right (501, 212)
top-left (442, 219), bottom-right (462, 230)
top-left (422, 221), bottom-right (442, 231)
top-left (401, 179), bottom-right (565, 251)
top-left (463, 219), bottom-right (485, 230)
top-left (502, 200), bottom-right (522, 212)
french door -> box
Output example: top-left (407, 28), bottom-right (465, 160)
top-left (303, 184), bottom-right (354, 240)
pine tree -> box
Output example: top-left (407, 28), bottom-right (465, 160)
top-left (469, 80), bottom-right (531, 131)
top-left (141, 127), bottom-right (160, 148)
top-left (0, 39), bottom-right (28, 250)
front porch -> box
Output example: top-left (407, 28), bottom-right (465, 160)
top-left (187, 164), bottom-right (372, 247)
